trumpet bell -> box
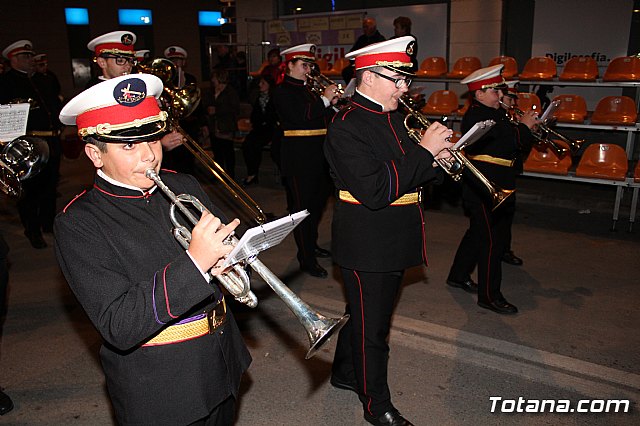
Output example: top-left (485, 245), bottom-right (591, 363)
top-left (163, 84), bottom-right (201, 119)
top-left (137, 58), bottom-right (176, 85)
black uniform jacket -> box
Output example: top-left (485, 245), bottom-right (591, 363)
top-left (324, 92), bottom-right (443, 272)
top-left (54, 171), bottom-right (251, 425)
top-left (272, 74), bottom-right (334, 177)
top-left (461, 100), bottom-right (535, 201)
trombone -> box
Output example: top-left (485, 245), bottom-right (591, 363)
top-left (138, 58), bottom-right (268, 224)
top-left (399, 96), bottom-right (514, 211)
top-left (145, 169), bottom-right (349, 359)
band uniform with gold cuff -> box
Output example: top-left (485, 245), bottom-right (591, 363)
top-left (338, 190), bottom-right (420, 206)
top-left (143, 297), bottom-right (227, 347)
top-left (283, 129), bottom-right (327, 137)
top-left (466, 154), bottom-right (515, 167)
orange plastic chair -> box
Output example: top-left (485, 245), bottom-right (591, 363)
top-left (315, 57), bottom-right (330, 73)
top-left (552, 94), bottom-right (587, 123)
top-left (324, 57), bottom-right (349, 77)
top-left (559, 56), bottom-right (598, 81)
top-left (515, 92), bottom-right (541, 113)
top-left (417, 57), bottom-right (447, 77)
top-left (524, 140), bottom-right (572, 175)
top-left (519, 57), bottom-right (557, 80)
top-left (456, 97), bottom-right (472, 116)
top-left (421, 90), bottom-right (459, 115)
top-left (603, 56), bottom-right (640, 81)
top-left (249, 60), bottom-right (268, 78)
top-left (634, 160), bottom-right (640, 183)
top-left (488, 56), bottom-right (518, 78)
top-left (576, 143), bottom-right (628, 181)
top-left (446, 56), bottom-right (481, 78)
top-left (590, 96), bottom-right (638, 125)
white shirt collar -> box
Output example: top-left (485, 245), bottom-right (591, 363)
top-left (97, 169), bottom-right (157, 195)
top-left (356, 88), bottom-right (385, 110)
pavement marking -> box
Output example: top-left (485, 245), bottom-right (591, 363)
top-left (303, 293), bottom-right (640, 400)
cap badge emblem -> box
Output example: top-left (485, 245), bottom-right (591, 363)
top-left (406, 41), bottom-right (415, 56)
top-left (114, 78), bottom-right (147, 107)
top-left (121, 34), bottom-right (134, 46)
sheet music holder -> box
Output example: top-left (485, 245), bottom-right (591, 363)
top-left (0, 103), bottom-right (30, 142)
top-left (223, 210), bottom-right (310, 267)
top-left (540, 99), bottom-right (560, 123)
top-left (452, 119), bottom-right (496, 150)
top-left (342, 78), bottom-right (356, 98)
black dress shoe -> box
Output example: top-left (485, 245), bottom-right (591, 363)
top-left (300, 263), bottom-right (328, 278)
top-left (502, 250), bottom-right (523, 266)
top-left (0, 390), bottom-right (13, 415)
top-left (364, 409), bottom-right (414, 426)
top-left (24, 231), bottom-right (47, 249)
top-left (446, 278), bottom-right (477, 294)
top-left (478, 299), bottom-right (518, 314)
top-left (329, 374), bottom-right (358, 393)
top-left (314, 247), bottom-right (332, 258)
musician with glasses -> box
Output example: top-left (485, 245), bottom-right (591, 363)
top-left (447, 65), bottom-right (537, 315)
top-left (272, 43), bottom-right (341, 278)
top-left (324, 37), bottom-right (453, 426)
top-left (85, 31), bottom-right (138, 88)
top-left (54, 74), bottom-right (251, 425)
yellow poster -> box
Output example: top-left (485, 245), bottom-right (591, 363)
top-left (306, 32), bottom-right (322, 45)
top-left (338, 30), bottom-right (355, 45)
top-left (298, 17), bottom-right (329, 32)
top-left (276, 33), bottom-right (292, 46)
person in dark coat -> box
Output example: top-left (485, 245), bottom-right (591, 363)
top-left (324, 36), bottom-right (453, 426)
top-left (272, 43), bottom-right (342, 278)
top-left (54, 74), bottom-right (251, 425)
top-left (0, 40), bottom-right (62, 249)
top-left (446, 65), bottom-right (537, 314)
top-left (341, 17), bottom-right (386, 83)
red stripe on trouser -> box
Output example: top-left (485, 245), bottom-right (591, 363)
top-left (480, 203), bottom-right (493, 302)
top-left (353, 270), bottom-right (373, 415)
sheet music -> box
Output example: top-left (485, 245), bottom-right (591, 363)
top-left (0, 103), bottom-right (30, 142)
top-left (452, 120), bottom-right (496, 150)
top-left (223, 210), bottom-right (309, 267)
top-left (540, 100), bottom-right (560, 123)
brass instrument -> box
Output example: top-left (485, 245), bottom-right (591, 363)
top-left (499, 100), bottom-right (584, 157)
top-left (399, 96), bottom-right (514, 210)
top-left (139, 58), bottom-right (268, 224)
top-left (145, 169), bottom-right (349, 359)
top-left (305, 68), bottom-right (345, 97)
top-left (0, 136), bottom-right (50, 198)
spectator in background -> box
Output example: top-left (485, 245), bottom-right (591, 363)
top-left (203, 67), bottom-right (240, 178)
top-left (261, 48), bottom-right (286, 85)
top-left (341, 17), bottom-right (386, 83)
top-left (392, 16), bottom-right (418, 72)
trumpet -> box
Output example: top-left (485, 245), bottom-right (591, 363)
top-left (305, 68), bottom-right (345, 97)
top-left (0, 136), bottom-right (50, 199)
top-left (499, 101), bottom-right (584, 157)
top-left (138, 57), bottom-right (268, 224)
top-left (399, 96), bottom-right (514, 210)
top-left (145, 169), bottom-right (349, 359)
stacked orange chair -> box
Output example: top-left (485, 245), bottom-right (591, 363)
top-left (421, 90), bottom-right (459, 116)
top-left (324, 57), bottom-right (349, 77)
top-left (519, 57), bottom-right (557, 80)
top-left (559, 57), bottom-right (598, 81)
top-left (447, 56), bottom-right (481, 78)
top-left (552, 94), bottom-right (588, 123)
top-left (417, 57), bottom-right (447, 77)
top-left (590, 96), bottom-right (638, 125)
top-left (516, 92), bottom-right (541, 113)
top-left (249, 60), bottom-right (268, 78)
top-left (635, 160), bottom-right (640, 183)
top-left (576, 143), bottom-right (628, 181)
top-left (488, 56), bottom-right (518, 78)
top-left (524, 141), bottom-right (572, 175)
top-left (457, 97), bottom-right (472, 116)
top-left (603, 56), bottom-right (640, 81)
top-left (315, 57), bottom-right (331, 73)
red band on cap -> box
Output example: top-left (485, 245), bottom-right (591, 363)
top-left (284, 51), bottom-right (315, 62)
top-left (77, 97), bottom-right (161, 131)
top-left (95, 42), bottom-right (135, 56)
top-left (467, 75), bottom-right (504, 91)
top-left (7, 47), bottom-right (33, 59)
top-left (354, 52), bottom-right (411, 70)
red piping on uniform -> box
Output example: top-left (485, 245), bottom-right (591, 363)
top-left (160, 168), bottom-right (177, 174)
top-left (481, 204), bottom-right (493, 302)
top-left (163, 264), bottom-right (179, 319)
top-left (353, 270), bottom-right (373, 415)
top-left (351, 100), bottom-right (386, 115)
top-left (340, 106), bottom-right (356, 121)
top-left (62, 190), bottom-right (87, 213)
top-left (390, 161), bottom-right (399, 197)
top-left (94, 184), bottom-right (150, 199)
top-left (418, 206), bottom-right (428, 265)
top-left (387, 114), bottom-right (405, 154)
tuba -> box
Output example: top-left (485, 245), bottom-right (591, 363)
top-left (0, 136), bottom-right (50, 198)
top-left (399, 96), bottom-right (514, 211)
top-left (145, 169), bottom-right (349, 359)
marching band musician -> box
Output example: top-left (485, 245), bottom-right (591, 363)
top-left (85, 31), bottom-right (138, 88)
top-left (446, 65), bottom-right (537, 314)
top-left (0, 40), bottom-right (63, 249)
top-left (272, 43), bottom-right (341, 278)
top-left (324, 36), bottom-right (453, 426)
top-left (54, 74), bottom-right (251, 425)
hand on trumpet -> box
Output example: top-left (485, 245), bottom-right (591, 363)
top-left (160, 130), bottom-right (185, 152)
top-left (519, 108), bottom-right (539, 131)
top-left (188, 213), bottom-right (240, 275)
top-left (323, 84), bottom-right (342, 105)
top-left (418, 121), bottom-right (455, 161)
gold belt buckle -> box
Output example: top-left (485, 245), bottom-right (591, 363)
top-left (207, 297), bottom-right (227, 334)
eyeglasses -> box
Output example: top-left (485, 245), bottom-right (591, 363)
top-left (102, 55), bottom-right (137, 66)
top-left (370, 70), bottom-right (412, 88)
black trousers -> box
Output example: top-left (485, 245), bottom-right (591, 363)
top-left (448, 194), bottom-right (515, 304)
top-left (283, 174), bottom-right (331, 266)
top-left (332, 268), bottom-right (404, 417)
top-left (212, 137), bottom-right (236, 179)
top-left (241, 131), bottom-right (268, 177)
top-left (187, 396), bottom-right (235, 426)
top-left (0, 234), bottom-right (8, 320)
